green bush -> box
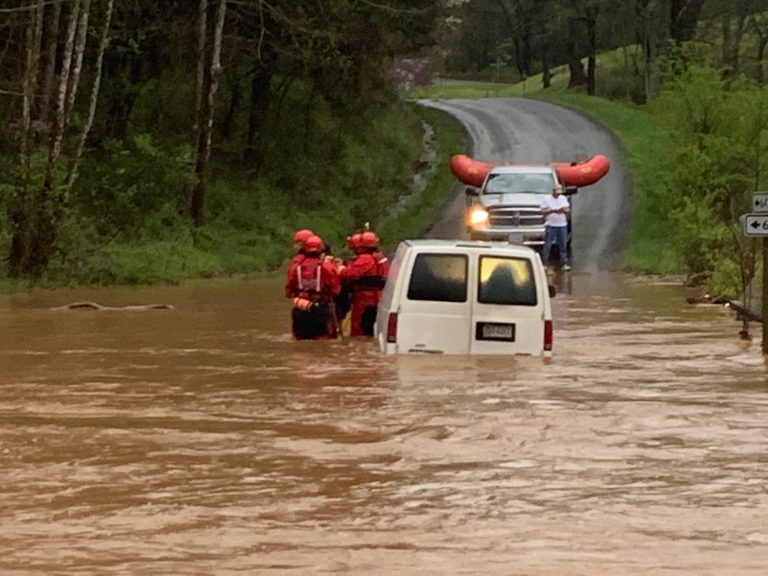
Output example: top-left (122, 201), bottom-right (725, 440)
top-left (72, 134), bottom-right (193, 239)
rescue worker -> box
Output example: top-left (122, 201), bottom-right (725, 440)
top-left (332, 234), bottom-right (360, 335)
top-left (341, 230), bottom-right (389, 336)
top-left (284, 228), bottom-right (314, 297)
top-left (285, 235), bottom-right (341, 340)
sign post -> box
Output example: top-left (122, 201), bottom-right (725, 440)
top-left (764, 234), bottom-right (767, 355)
top-left (743, 192), bottom-right (768, 354)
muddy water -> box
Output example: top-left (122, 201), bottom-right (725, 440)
top-left (1, 273), bottom-right (766, 576)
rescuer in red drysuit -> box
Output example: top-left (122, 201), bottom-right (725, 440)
top-left (341, 230), bottom-right (389, 336)
top-left (284, 228), bottom-right (314, 297)
top-left (285, 235), bottom-right (341, 340)
top-left (332, 233), bottom-right (362, 331)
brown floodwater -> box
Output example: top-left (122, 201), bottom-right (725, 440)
top-left (1, 273), bottom-right (766, 575)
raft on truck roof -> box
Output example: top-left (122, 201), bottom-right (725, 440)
top-left (450, 154), bottom-right (611, 188)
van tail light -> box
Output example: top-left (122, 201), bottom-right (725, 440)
top-left (544, 319), bottom-right (553, 351)
top-left (386, 312), bottom-right (398, 343)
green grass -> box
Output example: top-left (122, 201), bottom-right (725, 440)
top-left (536, 92), bottom-right (682, 273)
top-left (10, 98), bottom-right (466, 289)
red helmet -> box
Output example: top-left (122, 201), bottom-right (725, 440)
top-left (360, 231), bottom-right (379, 248)
top-left (303, 235), bottom-right (324, 254)
top-left (346, 233), bottom-right (362, 250)
top-left (292, 229), bottom-right (314, 246)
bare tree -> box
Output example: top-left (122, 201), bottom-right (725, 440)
top-left (9, 0), bottom-right (103, 276)
top-left (67, 0), bottom-right (115, 189)
top-left (39, 0), bottom-right (61, 122)
top-left (191, 0), bottom-right (228, 227)
top-left (10, 0), bottom-right (44, 276)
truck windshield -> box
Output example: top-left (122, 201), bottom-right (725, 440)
top-left (483, 173), bottom-right (554, 195)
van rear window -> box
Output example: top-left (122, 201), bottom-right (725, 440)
top-left (407, 254), bottom-right (467, 302)
top-left (478, 256), bottom-right (537, 306)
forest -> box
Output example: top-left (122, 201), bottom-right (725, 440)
top-left (0, 0), bottom-right (767, 297)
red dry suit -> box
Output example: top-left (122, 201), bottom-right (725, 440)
top-left (284, 252), bottom-right (306, 298)
top-left (286, 255), bottom-right (341, 340)
top-left (341, 251), bottom-right (389, 336)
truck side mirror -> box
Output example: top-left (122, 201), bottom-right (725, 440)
top-left (465, 187), bottom-right (479, 197)
top-left (564, 186), bottom-right (578, 196)
top-left (548, 285), bottom-right (556, 298)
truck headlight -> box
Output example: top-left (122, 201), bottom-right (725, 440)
top-left (468, 207), bottom-right (489, 226)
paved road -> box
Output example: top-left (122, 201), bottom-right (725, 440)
top-left (419, 97), bottom-right (630, 272)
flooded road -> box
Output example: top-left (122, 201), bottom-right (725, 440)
top-left (1, 273), bottom-right (766, 575)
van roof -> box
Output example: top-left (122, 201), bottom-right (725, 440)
top-left (402, 239), bottom-right (538, 256)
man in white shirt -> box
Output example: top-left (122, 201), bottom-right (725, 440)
top-left (540, 185), bottom-right (571, 271)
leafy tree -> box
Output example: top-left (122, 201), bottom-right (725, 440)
top-left (652, 64), bottom-right (768, 295)
top-left (4, 0), bottom-right (114, 277)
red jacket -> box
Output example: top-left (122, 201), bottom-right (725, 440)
top-left (341, 251), bottom-right (388, 336)
top-left (286, 255), bottom-right (340, 301)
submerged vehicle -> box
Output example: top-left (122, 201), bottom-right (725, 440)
top-left (374, 239), bottom-right (555, 356)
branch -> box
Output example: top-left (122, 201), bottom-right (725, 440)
top-left (0, 0), bottom-right (61, 13)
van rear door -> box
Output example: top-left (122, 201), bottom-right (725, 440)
top-left (470, 254), bottom-right (544, 355)
top-left (396, 252), bottom-right (471, 354)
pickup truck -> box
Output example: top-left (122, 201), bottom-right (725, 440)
top-left (464, 164), bottom-right (575, 256)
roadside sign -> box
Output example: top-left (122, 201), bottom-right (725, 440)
top-left (742, 213), bottom-right (768, 236)
top-left (753, 192), bottom-right (768, 213)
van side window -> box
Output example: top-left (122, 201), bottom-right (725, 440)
top-left (478, 256), bottom-right (537, 306)
top-left (407, 254), bottom-right (467, 302)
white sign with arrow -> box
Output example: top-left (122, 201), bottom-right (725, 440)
top-left (742, 213), bottom-right (768, 236)
top-left (752, 192), bottom-right (768, 213)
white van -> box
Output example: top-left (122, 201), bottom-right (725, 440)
top-left (375, 240), bottom-right (554, 356)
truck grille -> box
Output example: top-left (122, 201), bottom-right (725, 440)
top-left (488, 206), bottom-right (544, 228)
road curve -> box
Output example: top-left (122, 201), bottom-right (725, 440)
top-left (419, 97), bottom-right (630, 272)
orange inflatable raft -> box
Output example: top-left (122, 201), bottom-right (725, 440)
top-left (450, 154), bottom-right (610, 188)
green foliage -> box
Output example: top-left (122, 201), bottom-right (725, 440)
top-left (377, 105), bottom-right (464, 250)
top-left (28, 95), bottom-right (452, 286)
top-left (649, 64), bottom-right (768, 295)
top-left (129, 74), bottom-right (195, 140)
top-left (535, 91), bottom-right (682, 274)
top-left (72, 134), bottom-right (193, 239)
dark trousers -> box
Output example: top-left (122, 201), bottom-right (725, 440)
top-left (292, 304), bottom-right (336, 340)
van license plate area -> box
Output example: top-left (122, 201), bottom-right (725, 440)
top-left (476, 322), bottom-right (516, 342)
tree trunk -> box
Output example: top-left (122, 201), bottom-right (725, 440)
top-left (67, 0), bottom-right (115, 189)
top-left (566, 0), bottom-right (587, 88)
top-left (9, 0), bottom-right (44, 276)
top-left (749, 16), bottom-right (767, 85)
top-left (193, 0), bottom-right (208, 146)
top-left (669, 0), bottom-right (706, 44)
top-left (191, 0), bottom-right (227, 228)
top-left (45, 0), bottom-right (81, 189)
top-left (222, 79), bottom-right (241, 140)
top-left (585, 8), bottom-right (598, 96)
top-left (28, 0), bottom-right (85, 276)
top-left (64, 0), bottom-right (91, 122)
top-left (39, 0), bottom-right (61, 122)
top-left (541, 43), bottom-right (551, 89)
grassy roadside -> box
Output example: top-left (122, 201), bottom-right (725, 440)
top-left (0, 100), bottom-right (464, 292)
top-left (412, 80), bottom-right (683, 275)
